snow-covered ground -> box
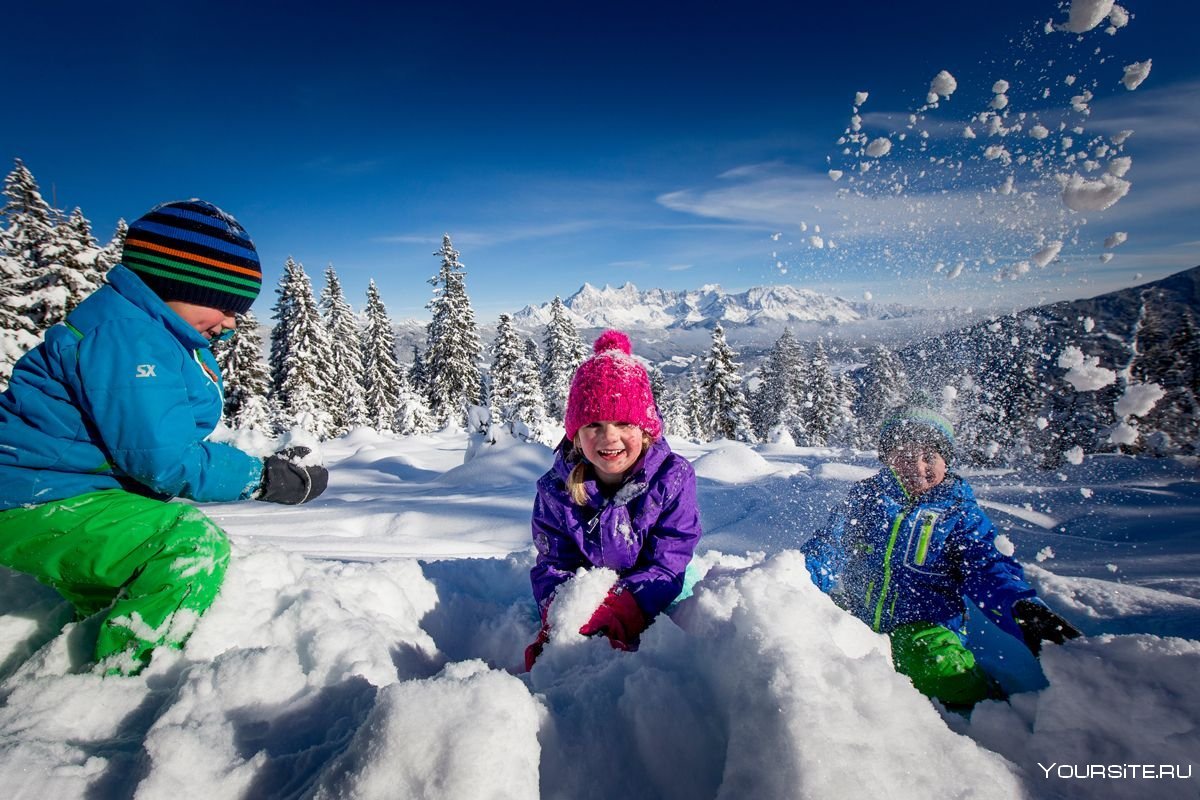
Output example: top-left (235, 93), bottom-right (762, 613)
top-left (0, 428), bottom-right (1196, 799)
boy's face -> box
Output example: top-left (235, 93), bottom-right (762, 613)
top-left (576, 421), bottom-right (646, 486)
top-left (884, 443), bottom-right (947, 497)
top-left (166, 300), bottom-right (238, 342)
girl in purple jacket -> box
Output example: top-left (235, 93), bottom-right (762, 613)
top-left (525, 330), bottom-right (702, 670)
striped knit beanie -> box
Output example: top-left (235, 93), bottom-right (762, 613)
top-left (878, 405), bottom-right (956, 464)
top-left (122, 199), bottom-right (262, 314)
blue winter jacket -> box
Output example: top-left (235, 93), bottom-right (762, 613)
top-left (531, 437), bottom-right (702, 619)
top-left (0, 265), bottom-right (264, 510)
top-left (802, 469), bottom-right (1035, 641)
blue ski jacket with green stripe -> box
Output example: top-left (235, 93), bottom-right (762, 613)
top-left (0, 265), bottom-right (264, 511)
top-left (801, 469), bottom-right (1035, 641)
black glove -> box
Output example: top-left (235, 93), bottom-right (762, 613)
top-left (1013, 599), bottom-right (1081, 655)
top-left (257, 446), bottom-right (329, 505)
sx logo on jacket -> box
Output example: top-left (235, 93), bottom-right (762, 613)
top-left (135, 364), bottom-right (157, 378)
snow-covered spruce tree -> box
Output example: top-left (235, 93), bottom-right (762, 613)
top-left (97, 218), bottom-right (127, 276)
top-left (702, 323), bottom-right (755, 442)
top-left (1134, 307), bottom-right (1200, 451)
top-left (1, 158), bottom-right (63, 334)
top-left (956, 316), bottom-right (1049, 463)
top-left (832, 370), bottom-right (859, 447)
top-left (213, 311), bottom-right (275, 432)
top-left (660, 382), bottom-right (691, 441)
top-left (0, 235), bottom-right (38, 389)
top-left (360, 279), bottom-right (402, 431)
top-left (684, 371), bottom-right (707, 441)
top-left (407, 345), bottom-right (428, 397)
top-left (752, 328), bottom-right (808, 443)
top-left (320, 265), bottom-right (368, 434)
top-left (541, 296), bottom-right (589, 420)
top-left (798, 339), bottom-right (840, 446)
top-left (648, 363), bottom-right (666, 409)
top-left (489, 313), bottom-right (524, 426)
top-left (50, 208), bottom-right (107, 317)
top-left (855, 343), bottom-right (911, 447)
top-left (424, 234), bottom-right (483, 427)
top-left (269, 257), bottom-right (335, 438)
top-left (511, 350), bottom-right (551, 442)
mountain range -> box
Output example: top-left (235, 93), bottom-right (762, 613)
top-left (511, 282), bottom-right (913, 330)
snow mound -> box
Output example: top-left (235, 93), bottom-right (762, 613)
top-left (691, 441), bottom-right (781, 484)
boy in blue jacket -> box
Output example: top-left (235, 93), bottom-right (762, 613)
top-left (0, 199), bottom-right (327, 675)
top-left (802, 405), bottom-right (1079, 706)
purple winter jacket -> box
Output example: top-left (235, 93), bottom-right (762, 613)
top-left (530, 437), bottom-right (702, 619)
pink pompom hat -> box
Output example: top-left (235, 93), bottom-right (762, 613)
top-left (564, 330), bottom-right (663, 441)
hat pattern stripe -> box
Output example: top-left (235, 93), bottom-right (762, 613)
top-left (124, 250), bottom-right (260, 291)
top-left (123, 259), bottom-right (260, 300)
top-left (123, 250), bottom-right (261, 291)
top-left (124, 235), bottom-right (262, 279)
top-left (128, 219), bottom-right (259, 264)
top-left (146, 203), bottom-right (253, 240)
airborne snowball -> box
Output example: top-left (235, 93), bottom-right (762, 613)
top-left (1032, 241), bottom-right (1063, 268)
top-left (1115, 382), bottom-right (1165, 418)
top-left (865, 137), bottom-right (893, 158)
top-left (1059, 172), bottom-right (1131, 212)
top-left (1058, 345), bottom-right (1117, 391)
top-left (1059, 0), bottom-right (1116, 33)
top-left (1121, 60), bottom-right (1151, 90)
top-left (929, 70), bottom-right (957, 99)
top-left (1104, 231), bottom-right (1128, 248)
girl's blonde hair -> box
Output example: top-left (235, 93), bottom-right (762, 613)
top-left (567, 430), bottom-right (657, 506)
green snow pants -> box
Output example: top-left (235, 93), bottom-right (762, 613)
top-left (889, 621), bottom-right (995, 707)
top-left (0, 490), bottom-right (231, 675)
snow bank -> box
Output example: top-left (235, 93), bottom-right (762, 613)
top-left (0, 435), bottom-right (1197, 798)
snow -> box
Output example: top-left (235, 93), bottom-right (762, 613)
top-left (929, 69), bottom-right (957, 99)
top-left (0, 431), bottom-right (1198, 798)
top-left (1115, 381), bottom-right (1165, 418)
top-left (1057, 345), bottom-right (1117, 391)
top-left (1121, 59), bottom-right (1151, 90)
top-left (1059, 172), bottom-right (1131, 212)
top-left (1058, 0), bottom-right (1116, 33)
top-left (1031, 241), bottom-right (1063, 268)
top-left (865, 137), bottom-right (892, 158)
top-left (1104, 231), bottom-right (1128, 248)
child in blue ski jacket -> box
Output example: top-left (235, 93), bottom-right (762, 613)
top-left (802, 405), bottom-right (1079, 706)
top-left (0, 199), bottom-right (328, 675)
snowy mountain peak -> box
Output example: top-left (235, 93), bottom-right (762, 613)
top-left (512, 282), bottom-right (863, 330)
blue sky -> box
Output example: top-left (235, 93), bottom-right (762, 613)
top-left (4, 1), bottom-right (1196, 321)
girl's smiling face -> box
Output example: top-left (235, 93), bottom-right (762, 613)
top-left (577, 421), bottom-right (645, 485)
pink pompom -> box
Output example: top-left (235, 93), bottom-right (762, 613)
top-left (593, 329), bottom-right (632, 355)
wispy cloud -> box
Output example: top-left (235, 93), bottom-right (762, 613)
top-left (373, 219), bottom-right (605, 249)
top-left (667, 264), bottom-right (693, 271)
